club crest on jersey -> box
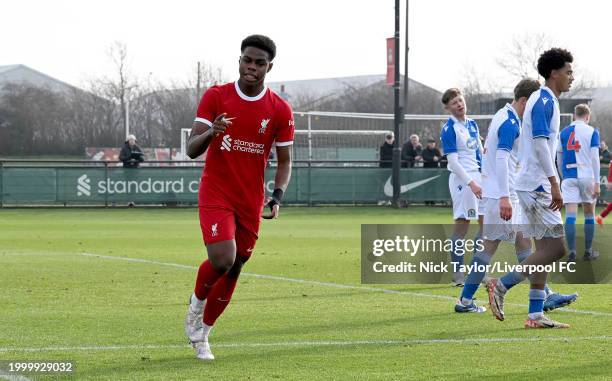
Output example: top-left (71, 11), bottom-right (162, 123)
top-left (466, 137), bottom-right (479, 150)
top-left (221, 135), bottom-right (232, 151)
top-left (467, 209), bottom-right (476, 218)
top-left (211, 223), bottom-right (218, 237)
top-left (259, 119), bottom-right (270, 134)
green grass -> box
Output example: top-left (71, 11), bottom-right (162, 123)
top-left (0, 207), bottom-right (610, 380)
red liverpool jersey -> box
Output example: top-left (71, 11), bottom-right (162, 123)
top-left (195, 82), bottom-right (294, 217)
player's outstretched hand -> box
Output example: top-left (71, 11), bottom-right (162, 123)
top-left (468, 180), bottom-right (482, 199)
top-left (262, 196), bottom-right (280, 219)
top-left (212, 113), bottom-right (233, 136)
top-left (550, 183), bottom-right (563, 211)
top-left (499, 197), bottom-right (512, 221)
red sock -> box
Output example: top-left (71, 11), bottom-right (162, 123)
top-left (203, 274), bottom-right (238, 326)
top-left (194, 260), bottom-right (224, 300)
top-left (602, 203), bottom-right (612, 218)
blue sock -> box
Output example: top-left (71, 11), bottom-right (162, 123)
top-left (565, 212), bottom-right (577, 252)
top-left (584, 213), bottom-right (595, 251)
top-left (460, 251), bottom-right (490, 303)
top-left (516, 250), bottom-right (552, 296)
top-left (450, 234), bottom-right (464, 271)
top-left (473, 230), bottom-right (483, 254)
top-left (528, 288), bottom-right (546, 318)
top-left (515, 248), bottom-right (531, 264)
top-left (500, 270), bottom-right (525, 291)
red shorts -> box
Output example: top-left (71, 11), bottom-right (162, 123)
top-left (199, 206), bottom-right (260, 259)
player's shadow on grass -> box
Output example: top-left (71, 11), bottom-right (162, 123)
top-left (216, 311), bottom-right (512, 342)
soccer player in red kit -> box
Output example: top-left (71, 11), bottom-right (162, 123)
top-left (184, 35), bottom-right (294, 361)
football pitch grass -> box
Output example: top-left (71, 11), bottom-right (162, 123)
top-left (1, 207), bottom-right (610, 380)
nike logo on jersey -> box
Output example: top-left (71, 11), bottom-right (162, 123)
top-left (383, 175), bottom-right (441, 197)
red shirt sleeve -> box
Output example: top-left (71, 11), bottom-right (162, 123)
top-left (274, 100), bottom-right (295, 146)
top-left (195, 87), bottom-right (220, 126)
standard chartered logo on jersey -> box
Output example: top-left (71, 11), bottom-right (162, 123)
top-left (221, 135), bottom-right (232, 151)
top-left (76, 174), bottom-right (200, 197)
top-left (220, 134), bottom-right (264, 155)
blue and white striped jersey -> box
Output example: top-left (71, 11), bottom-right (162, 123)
top-left (557, 120), bottom-right (600, 179)
top-left (515, 86), bottom-right (561, 192)
top-left (440, 116), bottom-right (482, 173)
top-left (482, 104), bottom-right (521, 199)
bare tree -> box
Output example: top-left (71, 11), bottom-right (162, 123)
top-left (496, 33), bottom-right (555, 80)
top-left (0, 83), bottom-right (110, 155)
top-left (0, 51), bottom-right (229, 155)
top-left (591, 101), bottom-right (612, 142)
top-left (459, 65), bottom-right (504, 115)
top-left (105, 41), bottom-right (138, 141)
top-left (189, 61), bottom-right (226, 104)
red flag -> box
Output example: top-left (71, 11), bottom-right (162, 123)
top-left (386, 37), bottom-right (396, 86)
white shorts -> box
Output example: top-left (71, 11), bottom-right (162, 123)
top-left (449, 172), bottom-right (484, 220)
top-left (561, 178), bottom-right (596, 204)
top-left (482, 197), bottom-right (521, 242)
top-left (516, 190), bottom-right (564, 240)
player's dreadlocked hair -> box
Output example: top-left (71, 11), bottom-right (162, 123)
top-left (241, 35), bottom-right (276, 61)
top-left (537, 48), bottom-right (573, 80)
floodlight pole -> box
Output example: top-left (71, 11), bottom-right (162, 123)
top-left (404, 0), bottom-right (409, 117)
top-left (125, 96), bottom-right (130, 139)
top-left (392, 0), bottom-right (402, 207)
top-left (124, 85), bottom-right (138, 139)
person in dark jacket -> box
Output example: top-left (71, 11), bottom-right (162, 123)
top-left (119, 134), bottom-right (144, 168)
top-left (600, 141), bottom-right (610, 165)
top-left (379, 132), bottom-right (394, 168)
top-left (401, 134), bottom-right (423, 168)
top-left (422, 138), bottom-right (442, 168)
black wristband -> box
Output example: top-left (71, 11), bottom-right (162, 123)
top-left (272, 188), bottom-right (284, 203)
top-left (270, 188), bottom-right (284, 206)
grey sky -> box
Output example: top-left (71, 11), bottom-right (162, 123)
top-left (3, 0), bottom-right (610, 92)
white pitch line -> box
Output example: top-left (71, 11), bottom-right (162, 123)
top-left (80, 253), bottom-right (612, 317)
top-left (1, 336), bottom-right (610, 353)
top-left (0, 370), bottom-right (33, 381)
